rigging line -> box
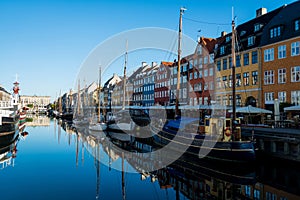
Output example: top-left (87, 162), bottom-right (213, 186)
top-left (183, 16), bottom-right (230, 26)
top-left (235, 31), bottom-right (250, 104)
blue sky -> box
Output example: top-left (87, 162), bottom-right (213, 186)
top-left (0, 0), bottom-right (296, 101)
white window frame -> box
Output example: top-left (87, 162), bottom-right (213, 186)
top-left (278, 91), bottom-right (286, 103)
top-left (291, 90), bottom-right (300, 105)
top-left (291, 66), bottom-right (300, 82)
top-left (278, 45), bottom-right (286, 59)
top-left (264, 48), bottom-right (274, 62)
top-left (264, 70), bottom-right (274, 85)
top-left (291, 41), bottom-right (300, 56)
top-left (278, 68), bottom-right (286, 84)
top-left (265, 92), bottom-right (274, 104)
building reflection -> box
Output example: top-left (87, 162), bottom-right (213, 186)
top-left (26, 114), bottom-right (50, 127)
top-left (57, 122), bottom-right (300, 200)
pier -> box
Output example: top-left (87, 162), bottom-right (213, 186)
top-left (243, 127), bottom-right (300, 162)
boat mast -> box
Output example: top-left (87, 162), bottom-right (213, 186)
top-left (98, 66), bottom-right (102, 122)
top-left (121, 152), bottom-right (126, 200)
top-left (231, 18), bottom-right (236, 139)
top-left (175, 7), bottom-right (186, 116)
top-left (77, 80), bottom-right (81, 116)
top-left (122, 40), bottom-right (128, 110)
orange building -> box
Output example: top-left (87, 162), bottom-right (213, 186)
top-left (260, 1), bottom-right (300, 110)
top-left (214, 7), bottom-right (283, 108)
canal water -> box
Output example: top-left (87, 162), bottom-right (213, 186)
top-left (1, 116), bottom-right (300, 200)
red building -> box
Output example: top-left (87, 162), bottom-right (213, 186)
top-left (154, 61), bottom-right (173, 106)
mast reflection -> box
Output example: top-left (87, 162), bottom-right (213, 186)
top-left (60, 124), bottom-right (300, 200)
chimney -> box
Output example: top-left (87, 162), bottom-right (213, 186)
top-left (151, 62), bottom-right (157, 67)
top-left (142, 62), bottom-right (147, 67)
top-left (256, 8), bottom-right (267, 18)
top-left (221, 31), bottom-right (227, 37)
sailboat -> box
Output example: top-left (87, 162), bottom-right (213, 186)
top-left (89, 67), bottom-right (107, 131)
top-left (107, 41), bottom-right (136, 132)
top-left (151, 8), bottom-right (256, 163)
top-left (73, 80), bottom-right (89, 126)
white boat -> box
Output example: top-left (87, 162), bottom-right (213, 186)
top-left (89, 122), bottom-right (107, 131)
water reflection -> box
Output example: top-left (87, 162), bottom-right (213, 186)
top-left (54, 119), bottom-right (300, 200)
top-left (0, 123), bottom-right (28, 170)
top-left (26, 114), bottom-right (50, 127)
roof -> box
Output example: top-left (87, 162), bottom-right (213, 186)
top-left (161, 61), bottom-right (174, 67)
top-left (261, 1), bottom-right (300, 46)
top-left (215, 4), bottom-right (285, 58)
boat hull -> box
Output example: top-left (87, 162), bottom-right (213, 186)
top-left (152, 126), bottom-right (256, 163)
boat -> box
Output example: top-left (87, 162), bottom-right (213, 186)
top-left (151, 8), bottom-right (255, 163)
top-left (107, 41), bottom-right (136, 133)
top-left (0, 78), bottom-right (25, 133)
top-left (107, 110), bottom-right (136, 132)
top-left (73, 80), bottom-right (89, 126)
top-left (89, 67), bottom-right (107, 131)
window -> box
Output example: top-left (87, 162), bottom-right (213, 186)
top-left (270, 26), bottom-right (281, 38)
top-left (252, 51), bottom-right (258, 64)
top-left (204, 69), bottom-right (208, 77)
top-left (226, 36), bottom-right (230, 42)
top-left (220, 46), bottom-right (225, 55)
top-left (248, 36), bottom-right (255, 46)
top-left (254, 189), bottom-right (260, 200)
top-left (209, 81), bottom-right (214, 90)
top-left (197, 46), bottom-right (202, 55)
top-left (278, 45), bottom-right (286, 59)
top-left (229, 75), bottom-right (232, 88)
top-left (216, 77), bottom-right (222, 89)
top-left (203, 56), bottom-right (208, 64)
top-left (189, 73), bottom-right (193, 80)
top-left (217, 60), bottom-right (221, 71)
top-left (236, 74), bottom-right (241, 87)
top-left (194, 71), bottom-right (198, 79)
top-left (199, 58), bottom-right (203, 68)
top-left (294, 19), bottom-right (299, 31)
top-left (252, 71), bottom-right (258, 85)
top-left (244, 53), bottom-right (249, 66)
top-left (222, 76), bottom-right (227, 88)
top-left (291, 66), bottom-right (300, 82)
top-left (236, 55), bottom-right (241, 67)
top-left (243, 72), bottom-right (250, 86)
top-left (278, 91), bottom-right (286, 103)
top-left (265, 92), bottom-right (274, 104)
top-left (229, 57), bottom-right (232, 68)
top-left (278, 68), bottom-right (286, 84)
top-left (209, 54), bottom-right (214, 63)
top-left (292, 90), bottom-right (300, 105)
top-left (264, 48), bottom-right (274, 62)
top-left (254, 23), bottom-right (261, 32)
top-left (209, 68), bottom-right (214, 76)
top-left (222, 96), bottom-right (227, 106)
top-left (291, 41), bottom-right (300, 56)
top-left (264, 70), bottom-right (274, 85)
top-left (223, 59), bottom-right (227, 70)
top-left (244, 186), bottom-right (251, 197)
top-left (204, 82), bottom-right (208, 90)
top-left (236, 94), bottom-right (241, 106)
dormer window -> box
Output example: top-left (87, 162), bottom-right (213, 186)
top-left (295, 19), bottom-right (300, 31)
top-left (226, 36), bottom-right (231, 42)
top-left (248, 36), bottom-right (255, 46)
top-left (254, 23), bottom-right (262, 32)
top-left (270, 26), bottom-right (282, 38)
top-left (220, 46), bottom-right (225, 55)
top-left (240, 31), bottom-right (246, 37)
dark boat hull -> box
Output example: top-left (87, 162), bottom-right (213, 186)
top-left (152, 126), bottom-right (256, 163)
